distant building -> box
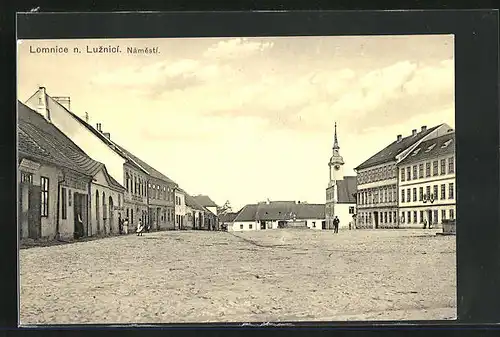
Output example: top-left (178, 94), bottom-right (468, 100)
top-left (397, 130), bottom-right (456, 228)
top-left (231, 200), bottom-right (325, 232)
top-left (219, 212), bottom-right (239, 231)
top-left (174, 188), bottom-right (187, 229)
top-left (355, 123), bottom-right (452, 229)
top-left (25, 87), bottom-right (177, 232)
top-left (184, 193), bottom-right (205, 230)
top-left (325, 123), bottom-right (357, 230)
top-left (193, 195), bottom-right (219, 230)
top-left (18, 102), bottom-right (125, 240)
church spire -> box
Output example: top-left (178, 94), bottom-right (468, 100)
top-left (333, 122), bottom-right (340, 150)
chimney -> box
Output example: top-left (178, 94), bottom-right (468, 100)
top-left (96, 123), bottom-right (102, 132)
top-left (421, 125), bottom-right (427, 132)
top-left (412, 129), bottom-right (417, 136)
top-left (53, 96), bottom-right (71, 111)
top-left (397, 134), bottom-right (402, 142)
top-left (103, 132), bottom-right (111, 140)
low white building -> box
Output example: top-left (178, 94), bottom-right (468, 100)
top-left (230, 200), bottom-right (325, 232)
top-left (174, 188), bottom-right (186, 229)
top-left (398, 130), bottom-right (456, 228)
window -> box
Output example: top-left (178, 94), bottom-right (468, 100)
top-left (419, 187), bottom-right (424, 201)
top-left (349, 206), bottom-right (355, 214)
top-left (425, 162), bottom-right (431, 177)
top-left (407, 211), bottom-right (411, 224)
top-left (442, 210), bottom-right (447, 221)
top-left (384, 189), bottom-right (388, 203)
top-left (68, 189), bottom-right (72, 206)
top-left (406, 188), bottom-right (411, 202)
top-left (240, 224), bottom-right (244, 229)
top-left (440, 159), bottom-right (446, 175)
top-left (389, 212), bottom-right (392, 223)
top-left (433, 185), bottom-right (438, 199)
top-left (449, 209), bottom-right (455, 219)
top-left (40, 176), bottom-right (49, 217)
top-left (413, 211), bottom-right (417, 223)
top-left (441, 184), bottom-right (446, 200)
top-left (401, 190), bottom-right (405, 203)
top-left (449, 183), bottom-right (454, 199)
top-left (420, 211), bottom-right (424, 223)
top-left (249, 224), bottom-right (253, 229)
top-left (401, 169), bottom-right (405, 182)
top-left (401, 212), bottom-right (405, 223)
top-left (448, 156), bottom-right (455, 174)
top-left (384, 212), bottom-right (388, 223)
top-left (312, 222), bottom-right (316, 228)
top-left (413, 188), bottom-right (417, 202)
top-left (418, 164), bottom-right (424, 178)
top-left (412, 165), bottom-right (417, 180)
top-left (406, 167), bottom-right (411, 181)
top-left (21, 171), bottom-right (33, 184)
top-left (433, 160), bottom-right (438, 176)
top-left (433, 210), bottom-right (439, 224)
top-left (61, 187), bottom-right (67, 220)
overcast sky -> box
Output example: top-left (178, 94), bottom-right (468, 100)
top-left (17, 35), bottom-right (454, 211)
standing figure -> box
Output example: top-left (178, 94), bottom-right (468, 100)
top-left (136, 219), bottom-right (144, 236)
top-left (333, 216), bottom-right (340, 234)
top-left (123, 217), bottom-right (129, 234)
top-left (118, 214), bottom-right (123, 234)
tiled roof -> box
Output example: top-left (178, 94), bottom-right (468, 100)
top-left (184, 193), bottom-right (206, 211)
top-left (233, 201), bottom-right (325, 222)
top-left (194, 195), bottom-right (218, 207)
top-left (398, 131), bottom-right (455, 165)
top-left (337, 176), bottom-right (357, 204)
top-left (18, 102), bottom-right (125, 191)
top-left (355, 124), bottom-right (443, 170)
top-left (219, 212), bottom-right (239, 223)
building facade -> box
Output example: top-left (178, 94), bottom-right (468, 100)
top-left (25, 87), bottom-right (178, 232)
top-left (325, 123), bottom-right (357, 230)
top-left (355, 124), bottom-right (453, 229)
top-left (185, 193), bottom-right (205, 230)
top-left (230, 200), bottom-right (325, 232)
top-left (397, 131), bottom-right (456, 228)
top-left (194, 195), bottom-right (219, 230)
top-left (18, 102), bottom-right (125, 240)
top-left (174, 188), bottom-right (187, 229)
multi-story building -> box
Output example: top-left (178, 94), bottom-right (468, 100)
top-left (25, 87), bottom-right (177, 232)
top-left (174, 188), bottom-right (186, 229)
top-left (325, 123), bottom-right (357, 230)
top-left (355, 124), bottom-right (452, 229)
top-left (397, 130), bottom-right (455, 228)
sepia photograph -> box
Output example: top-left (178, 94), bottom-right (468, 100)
top-left (17, 34), bottom-right (456, 325)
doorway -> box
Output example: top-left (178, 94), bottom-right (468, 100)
top-left (27, 184), bottom-right (42, 239)
top-left (322, 220), bottom-right (326, 230)
top-left (427, 210), bottom-right (433, 226)
top-left (260, 220), bottom-right (266, 230)
top-left (74, 192), bottom-right (87, 238)
top-left (373, 212), bottom-right (379, 229)
top-left (108, 196), bottom-right (114, 234)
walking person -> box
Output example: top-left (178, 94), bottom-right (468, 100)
top-left (136, 218), bottom-right (144, 236)
top-left (333, 216), bottom-right (340, 234)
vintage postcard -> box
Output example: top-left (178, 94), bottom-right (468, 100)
top-left (17, 34), bottom-right (456, 324)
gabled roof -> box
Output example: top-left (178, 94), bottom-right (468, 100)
top-left (18, 102), bottom-right (125, 191)
top-left (355, 124), bottom-right (443, 170)
top-left (219, 212), bottom-right (239, 223)
top-left (184, 193), bottom-right (207, 211)
top-left (233, 201), bottom-right (325, 222)
top-left (398, 131), bottom-right (455, 166)
top-left (336, 176), bottom-right (357, 204)
top-left (194, 195), bottom-right (218, 207)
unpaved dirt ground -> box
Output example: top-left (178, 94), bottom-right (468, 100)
top-left (19, 229), bottom-right (456, 325)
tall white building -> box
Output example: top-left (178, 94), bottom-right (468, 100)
top-left (397, 130), bottom-right (456, 228)
top-left (355, 123), bottom-right (452, 229)
top-left (325, 123), bottom-right (357, 229)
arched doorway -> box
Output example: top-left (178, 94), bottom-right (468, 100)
top-left (96, 191), bottom-right (100, 234)
top-left (109, 196), bottom-right (114, 234)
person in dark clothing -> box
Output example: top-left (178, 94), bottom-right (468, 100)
top-left (333, 216), bottom-right (340, 234)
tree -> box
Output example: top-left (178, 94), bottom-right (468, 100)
top-left (217, 200), bottom-right (232, 216)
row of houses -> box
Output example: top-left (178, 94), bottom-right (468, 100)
top-left (222, 122), bottom-right (455, 232)
top-left (18, 87), bottom-right (221, 242)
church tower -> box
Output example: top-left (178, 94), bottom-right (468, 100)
top-left (328, 122), bottom-right (345, 186)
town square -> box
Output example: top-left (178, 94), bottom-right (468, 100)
top-left (17, 35), bottom-right (456, 324)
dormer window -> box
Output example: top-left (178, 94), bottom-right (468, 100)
top-left (441, 139), bottom-right (453, 148)
top-left (411, 148), bottom-right (421, 156)
top-left (425, 144), bottom-right (436, 153)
